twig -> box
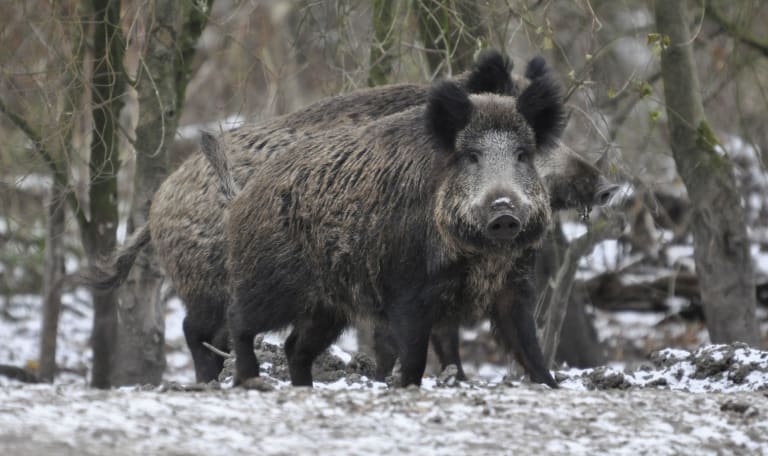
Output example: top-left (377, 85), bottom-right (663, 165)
top-left (705, 0), bottom-right (768, 58)
top-left (202, 342), bottom-right (232, 359)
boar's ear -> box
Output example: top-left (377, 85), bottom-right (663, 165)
top-left (524, 55), bottom-right (549, 80)
top-left (517, 56), bottom-right (566, 150)
top-left (426, 80), bottom-right (473, 151)
top-left (464, 49), bottom-right (515, 96)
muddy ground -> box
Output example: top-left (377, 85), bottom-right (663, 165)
top-left (1, 381), bottom-right (766, 455)
top-left (2, 342), bottom-right (768, 455)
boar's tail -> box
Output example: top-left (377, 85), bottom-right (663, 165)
top-left (83, 223), bottom-right (152, 292)
top-left (200, 131), bottom-right (239, 202)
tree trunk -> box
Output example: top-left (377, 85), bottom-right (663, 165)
top-left (39, 183), bottom-right (66, 382)
top-left (655, 1), bottom-right (761, 346)
top-left (556, 286), bottom-right (606, 368)
top-left (84, 0), bottom-right (126, 389)
top-left (38, 3), bottom-right (86, 382)
top-left (112, 0), bottom-right (213, 386)
top-left (368, 0), bottom-right (398, 87)
top-left (534, 224), bottom-right (606, 368)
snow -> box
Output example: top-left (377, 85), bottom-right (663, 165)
top-left (492, 197), bottom-right (511, 206)
top-left (1, 382), bottom-right (765, 455)
top-left (2, 265), bottom-right (768, 453)
top-left (14, 173), bottom-right (52, 192)
top-left (176, 114), bottom-right (247, 141)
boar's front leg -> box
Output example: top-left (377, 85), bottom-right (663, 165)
top-left (490, 251), bottom-right (558, 388)
top-left (387, 302), bottom-right (433, 387)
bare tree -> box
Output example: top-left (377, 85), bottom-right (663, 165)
top-left (112, 0), bottom-right (214, 386)
top-left (37, 2), bottom-right (88, 383)
top-left (655, 0), bottom-right (760, 346)
top-left (83, 0), bottom-right (127, 388)
top-left (39, 182), bottom-right (66, 382)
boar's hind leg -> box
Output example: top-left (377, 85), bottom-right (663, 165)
top-left (430, 322), bottom-right (467, 381)
top-left (371, 320), bottom-right (398, 381)
top-left (183, 315), bottom-right (227, 383)
top-left (284, 307), bottom-right (347, 387)
top-left (490, 283), bottom-right (558, 388)
top-left (227, 300), bottom-right (273, 386)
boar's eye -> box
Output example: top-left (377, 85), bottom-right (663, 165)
top-left (515, 147), bottom-right (532, 163)
top-left (468, 150), bottom-right (481, 164)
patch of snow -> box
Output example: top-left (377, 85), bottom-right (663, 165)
top-left (666, 245), bottom-right (694, 269)
top-left (14, 173), bottom-right (52, 192)
top-left (751, 244), bottom-right (768, 276)
top-left (492, 197), bottom-right (511, 206)
top-left (336, 329), bottom-right (358, 354)
top-left (562, 221), bottom-right (588, 241)
top-left (116, 221), bottom-right (127, 243)
top-left (328, 345), bottom-right (352, 364)
top-left (176, 114), bottom-right (247, 141)
top-left (473, 364), bottom-right (506, 384)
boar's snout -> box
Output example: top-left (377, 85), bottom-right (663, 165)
top-left (593, 179), bottom-right (619, 206)
top-left (486, 212), bottom-right (522, 240)
top-left (485, 197), bottom-right (524, 240)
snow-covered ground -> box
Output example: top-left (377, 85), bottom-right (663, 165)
top-left (2, 289), bottom-right (768, 453)
top-left (2, 227), bottom-right (768, 453)
top-left (1, 380), bottom-right (766, 455)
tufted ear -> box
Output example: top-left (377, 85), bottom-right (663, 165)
top-left (524, 55), bottom-right (549, 80)
top-left (517, 56), bottom-right (566, 150)
top-left (426, 80), bottom-right (473, 151)
top-left (464, 49), bottom-right (515, 96)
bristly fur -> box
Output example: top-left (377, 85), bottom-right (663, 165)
top-left (426, 80), bottom-right (473, 151)
top-left (225, 77), bottom-right (555, 387)
top-left (127, 50), bottom-right (583, 386)
top-left (516, 60), bottom-right (566, 151)
top-left (146, 56), bottom-right (520, 383)
top-left (464, 49), bottom-right (515, 96)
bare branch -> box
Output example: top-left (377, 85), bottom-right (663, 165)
top-left (0, 97), bottom-right (89, 229)
top-left (705, 0), bottom-right (768, 58)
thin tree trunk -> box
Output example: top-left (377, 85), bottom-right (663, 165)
top-left (534, 223), bottom-right (606, 369)
top-left (368, 0), bottom-right (398, 87)
top-left (39, 183), bottom-right (66, 382)
top-left (84, 0), bottom-right (125, 389)
top-left (38, 3), bottom-right (86, 383)
top-left (537, 219), bottom-right (622, 368)
top-left (112, 0), bottom-right (213, 385)
top-left (655, 1), bottom-right (760, 346)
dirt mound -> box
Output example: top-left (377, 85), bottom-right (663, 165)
top-left (558, 343), bottom-right (768, 392)
top-left (217, 337), bottom-right (378, 389)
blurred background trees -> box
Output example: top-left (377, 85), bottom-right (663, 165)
top-left (1, 0), bottom-right (766, 387)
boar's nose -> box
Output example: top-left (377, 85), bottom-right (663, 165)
top-left (593, 183), bottom-right (619, 206)
top-left (486, 211), bottom-right (522, 240)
